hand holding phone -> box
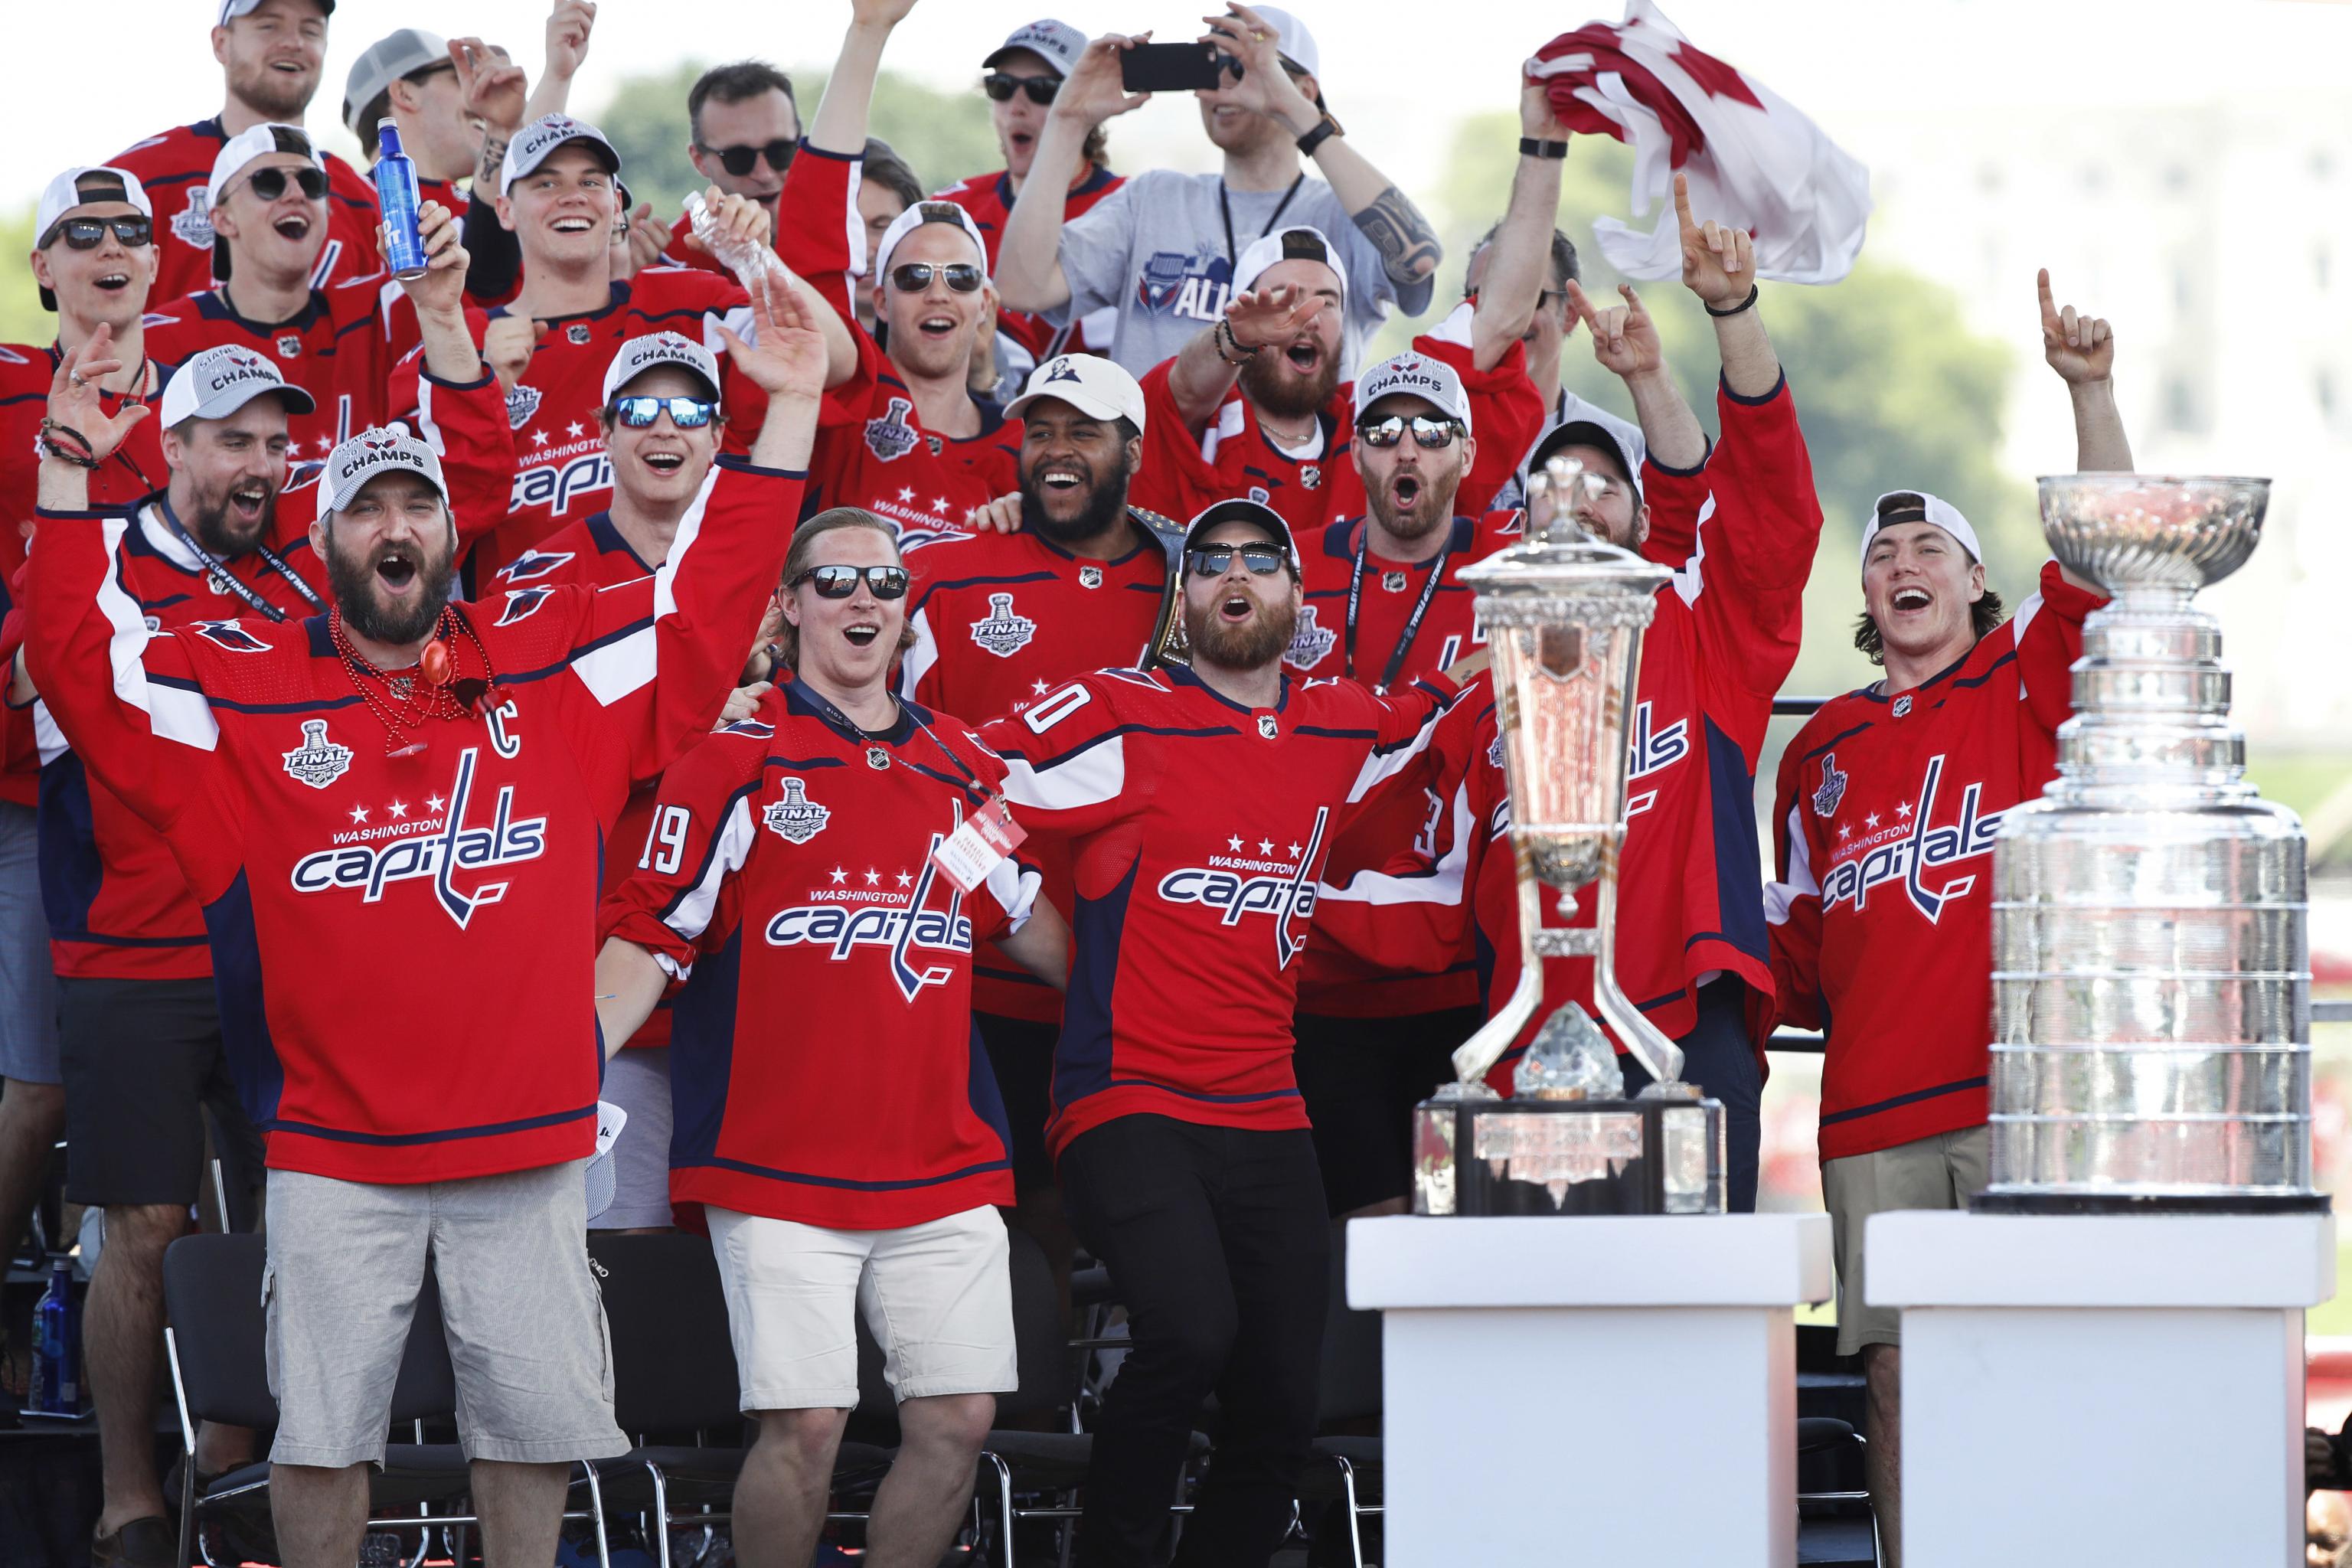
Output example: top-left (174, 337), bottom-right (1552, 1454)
top-left (1119, 41), bottom-right (1236, 94)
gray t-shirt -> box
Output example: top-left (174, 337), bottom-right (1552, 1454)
top-left (1051, 167), bottom-right (1426, 380)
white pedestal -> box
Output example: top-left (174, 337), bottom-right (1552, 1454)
top-left (1869, 1210), bottom-right (2335, 1567)
top-left (1348, 1213), bottom-right (1832, 1568)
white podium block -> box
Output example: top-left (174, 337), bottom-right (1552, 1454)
top-left (1348, 1214), bottom-right (1832, 1568)
top-left (1869, 1210), bottom-right (2335, 1567)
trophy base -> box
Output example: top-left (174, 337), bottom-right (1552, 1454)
top-left (1412, 1094), bottom-right (1725, 1217)
top-left (1971, 1188), bottom-right (2334, 1216)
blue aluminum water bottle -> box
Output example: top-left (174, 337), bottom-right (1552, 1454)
top-left (30, 1258), bottom-right (79, 1415)
top-left (375, 119), bottom-right (429, 280)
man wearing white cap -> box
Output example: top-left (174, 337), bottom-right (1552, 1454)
top-left (1135, 223), bottom-right (1544, 538)
top-left (145, 123), bottom-right (423, 464)
top-left (998, 3), bottom-right (1442, 379)
top-left (28, 267), bottom-right (828, 1568)
top-left (933, 20), bottom-right (1125, 364)
top-left (109, 0), bottom-right (381, 302)
top-left (1766, 273), bottom-right (2127, 1560)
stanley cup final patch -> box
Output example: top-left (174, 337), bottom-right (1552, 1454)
top-left (283, 719), bottom-right (354, 789)
top-left (864, 397), bottom-right (920, 462)
top-left (969, 591), bottom-right (1037, 657)
top-left (763, 777), bottom-right (831, 843)
top-left (1812, 753), bottom-right (1847, 818)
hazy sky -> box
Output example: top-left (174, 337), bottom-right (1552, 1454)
top-left (9, 0), bottom-right (2350, 211)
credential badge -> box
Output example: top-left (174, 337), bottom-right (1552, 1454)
top-left (969, 591), bottom-right (1037, 658)
top-left (762, 777), bottom-right (831, 843)
top-left (282, 719), bottom-right (354, 789)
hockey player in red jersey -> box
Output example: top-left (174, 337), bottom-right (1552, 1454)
top-left (1764, 270), bottom-right (2129, 1558)
top-left (979, 499), bottom-right (1462, 1568)
top-left (1133, 223), bottom-right (1542, 537)
top-left (598, 505), bottom-right (1069, 1568)
top-left (110, 0), bottom-right (381, 302)
top-left (26, 266), bottom-right (827, 1567)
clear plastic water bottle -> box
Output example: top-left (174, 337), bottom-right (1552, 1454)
top-left (30, 1258), bottom-right (80, 1415)
top-left (374, 119), bottom-right (429, 281)
top-left (681, 190), bottom-right (782, 284)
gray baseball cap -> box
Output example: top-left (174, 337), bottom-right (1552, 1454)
top-left (343, 28), bottom-right (449, 139)
top-left (318, 423), bottom-right (451, 521)
top-left (158, 345), bottom-right (317, 427)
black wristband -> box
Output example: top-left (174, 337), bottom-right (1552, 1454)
top-left (1296, 116), bottom-right (1341, 158)
top-left (1518, 137), bottom-right (1569, 160)
top-left (1705, 283), bottom-right (1760, 318)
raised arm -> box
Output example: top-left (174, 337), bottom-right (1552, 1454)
top-left (1674, 173), bottom-right (1780, 400)
top-left (1205, 3), bottom-right (1441, 312)
top-left (996, 34), bottom-right (1150, 315)
top-left (522, 0), bottom-right (596, 122)
top-left (400, 199), bottom-right (485, 384)
top-left (449, 38), bottom-right (529, 301)
top-left (1566, 279), bottom-right (1704, 471)
top-left (807, 0), bottom-right (919, 155)
top-left (1165, 283), bottom-right (1325, 432)
top-left (1469, 81), bottom-right (1576, 370)
top-left (2038, 267), bottom-right (2132, 474)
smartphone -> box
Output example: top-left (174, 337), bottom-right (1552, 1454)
top-left (1120, 41), bottom-right (1235, 93)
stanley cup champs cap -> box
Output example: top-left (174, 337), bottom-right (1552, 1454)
top-left (602, 332), bottom-right (724, 404)
top-left (1353, 351), bottom-right (1472, 433)
top-left (158, 345), bottom-right (317, 427)
top-left (319, 423), bottom-right (452, 522)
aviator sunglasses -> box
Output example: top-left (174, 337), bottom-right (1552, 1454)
top-left (1356, 413), bottom-right (1465, 450)
top-left (1186, 544), bottom-right (1285, 578)
top-left (791, 564), bottom-right (910, 599)
top-left (983, 72), bottom-right (1060, 105)
top-left (609, 395), bottom-right (720, 429)
top-left (888, 262), bottom-right (985, 294)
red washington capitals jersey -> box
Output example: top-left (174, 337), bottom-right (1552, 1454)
top-left (28, 441), bottom-right (802, 1184)
top-left (1769, 560), bottom-right (2105, 1161)
top-left (979, 664), bottom-right (1456, 1160)
top-left (111, 118), bottom-right (382, 302)
top-left (603, 681), bottom-right (1037, 1228)
top-left (933, 164), bottom-right (1125, 359)
top-left (900, 522), bottom-right (1171, 1023)
top-left (1, 345), bottom-right (175, 808)
top-left (494, 508), bottom-right (676, 1049)
top-left (808, 325), bottom-right (1022, 549)
top-left (1132, 303), bottom-right (1543, 540)
top-left (145, 280), bottom-right (417, 463)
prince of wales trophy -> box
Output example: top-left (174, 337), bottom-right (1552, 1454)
top-left (1411, 457), bottom-right (1726, 1217)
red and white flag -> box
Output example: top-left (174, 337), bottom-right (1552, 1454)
top-left (1527, 1), bottom-right (1873, 285)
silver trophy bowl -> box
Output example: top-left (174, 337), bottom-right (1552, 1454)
top-left (1978, 474), bottom-right (2323, 1213)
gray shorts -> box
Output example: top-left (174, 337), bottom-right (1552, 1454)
top-left (592, 1047), bottom-right (674, 1230)
top-left (1821, 1124), bottom-right (1990, 1356)
top-left (263, 1160), bottom-right (630, 1468)
top-left (0, 802), bottom-right (60, 1085)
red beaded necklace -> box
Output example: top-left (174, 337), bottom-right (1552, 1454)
top-left (330, 606), bottom-right (504, 758)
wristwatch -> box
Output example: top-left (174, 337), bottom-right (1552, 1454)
top-left (1296, 114), bottom-right (1344, 158)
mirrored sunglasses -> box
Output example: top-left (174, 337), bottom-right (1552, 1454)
top-left (1187, 544), bottom-right (1285, 578)
top-left (1357, 414), bottom-right (1464, 449)
top-left (888, 262), bottom-right (985, 294)
top-left (610, 395), bottom-right (719, 429)
top-left (42, 216), bottom-right (152, 251)
top-left (792, 564), bottom-right (910, 599)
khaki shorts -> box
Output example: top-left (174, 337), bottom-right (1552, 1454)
top-left (707, 1204), bottom-right (1016, 1413)
top-left (1821, 1125), bottom-right (1990, 1357)
top-left (263, 1161), bottom-right (629, 1468)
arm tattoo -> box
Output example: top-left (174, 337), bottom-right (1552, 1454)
top-left (475, 133), bottom-right (510, 193)
top-left (1353, 185), bottom-right (1443, 288)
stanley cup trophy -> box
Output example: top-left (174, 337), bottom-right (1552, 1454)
top-left (1410, 458), bottom-right (1726, 1217)
top-left (1976, 474), bottom-right (2327, 1214)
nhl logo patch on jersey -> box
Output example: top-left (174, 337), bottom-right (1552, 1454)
top-left (505, 384), bottom-right (543, 431)
top-left (864, 397), bottom-right (920, 462)
top-left (762, 777), bottom-right (831, 843)
top-left (1813, 752), bottom-right (1847, 818)
top-left (867, 746), bottom-right (891, 770)
top-left (1893, 694), bottom-right (1913, 719)
top-left (1256, 714), bottom-right (1279, 740)
top-left (275, 334), bottom-right (301, 360)
top-left (170, 188), bottom-right (215, 250)
top-left (1282, 603), bottom-right (1336, 670)
top-left (566, 323), bottom-right (593, 345)
top-left (1078, 564), bottom-right (1102, 589)
top-left (1301, 464), bottom-right (1322, 491)
top-left (969, 591), bottom-right (1037, 658)
top-left (1487, 732), bottom-right (1505, 771)
top-left (282, 719), bottom-right (354, 789)
top-left (1381, 570), bottom-right (1407, 593)
top-left (926, 433), bottom-right (943, 456)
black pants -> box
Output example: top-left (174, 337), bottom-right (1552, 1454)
top-left (1293, 1005), bottom-right (1482, 1216)
top-left (1621, 976), bottom-right (1764, 1214)
top-left (1060, 1116), bottom-right (1330, 1568)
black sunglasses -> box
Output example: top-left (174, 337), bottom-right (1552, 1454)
top-left (697, 139), bottom-right (796, 178)
top-left (1187, 544), bottom-right (1285, 578)
top-left (889, 262), bottom-right (985, 295)
top-left (241, 166), bottom-right (329, 203)
top-left (983, 72), bottom-right (1060, 105)
top-left (610, 395), bottom-right (719, 430)
top-left (1357, 414), bottom-right (1465, 450)
top-left (41, 215), bottom-right (153, 251)
top-left (791, 564), bottom-right (910, 599)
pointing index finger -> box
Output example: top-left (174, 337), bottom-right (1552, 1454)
top-left (1672, 172), bottom-right (1697, 233)
top-left (2036, 267), bottom-right (2057, 325)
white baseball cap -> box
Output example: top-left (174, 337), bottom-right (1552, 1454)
top-left (35, 168), bottom-right (152, 311)
top-left (1253, 5), bottom-right (1319, 78)
top-left (208, 122), bottom-right (322, 207)
top-left (500, 113), bottom-right (622, 195)
top-left (1231, 224), bottom-right (1348, 308)
top-left (219, 0), bottom-right (334, 22)
top-left (1006, 354), bottom-right (1147, 435)
top-left (601, 332), bottom-right (723, 404)
top-left (318, 423), bottom-right (451, 521)
top-left (343, 28), bottom-right (449, 138)
top-left (158, 345), bottom-right (316, 427)
top-left (872, 201), bottom-right (990, 283)
top-left (1353, 351), bottom-right (1472, 433)
top-left (1861, 490), bottom-right (1981, 567)
top-left (983, 19), bottom-right (1086, 76)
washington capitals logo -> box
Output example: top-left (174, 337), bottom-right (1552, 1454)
top-left (864, 397), bottom-right (920, 462)
top-left (1819, 753), bottom-right (2002, 924)
top-left (281, 720), bottom-right (353, 788)
top-left (191, 619), bottom-right (270, 653)
top-left (765, 823), bottom-right (972, 1001)
top-left (761, 778), bottom-right (831, 844)
top-left (287, 747), bottom-right (547, 929)
top-left (495, 586), bottom-right (555, 626)
top-left (497, 547), bottom-right (575, 584)
top-left (1041, 358), bottom-right (1085, 387)
top-left (1156, 806), bottom-right (1329, 969)
top-left (1813, 753), bottom-right (1847, 818)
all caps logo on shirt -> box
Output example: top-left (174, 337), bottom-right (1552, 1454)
top-left (1135, 247), bottom-right (1232, 322)
top-left (864, 396), bottom-right (920, 462)
top-left (282, 718), bottom-right (354, 789)
top-left (1281, 603), bottom-right (1336, 670)
top-left (1813, 752), bottom-right (1847, 818)
top-left (762, 776), bottom-right (831, 843)
top-left (505, 383), bottom-right (543, 430)
top-left (970, 591), bottom-right (1037, 658)
top-left (170, 186), bottom-right (215, 250)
